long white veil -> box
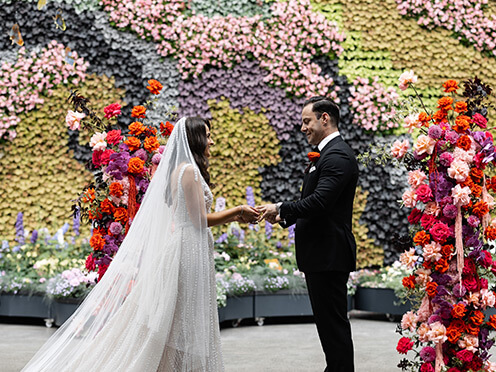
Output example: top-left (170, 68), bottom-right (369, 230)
top-left (22, 118), bottom-right (223, 371)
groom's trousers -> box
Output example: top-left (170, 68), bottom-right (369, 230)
top-left (305, 271), bottom-right (354, 372)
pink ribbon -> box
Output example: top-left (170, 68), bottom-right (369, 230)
top-left (482, 175), bottom-right (490, 232)
top-left (435, 342), bottom-right (444, 372)
top-left (455, 204), bottom-right (464, 285)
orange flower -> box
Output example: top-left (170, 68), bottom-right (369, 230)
top-left (144, 126), bottom-right (157, 137)
top-left (432, 110), bottom-right (448, 124)
top-left (442, 80), bottom-right (459, 93)
top-left (437, 96), bottom-right (454, 110)
top-left (456, 135), bottom-right (472, 151)
top-left (81, 187), bottom-right (95, 203)
top-left (402, 275), bottom-right (416, 289)
top-left (160, 121), bottom-right (174, 137)
top-left (90, 232), bottom-right (105, 251)
top-left (451, 303), bottom-right (466, 319)
top-left (434, 258), bottom-right (449, 273)
top-left (146, 79), bottom-right (163, 95)
top-left (485, 226), bottom-right (496, 241)
top-left (124, 137), bottom-right (141, 151)
top-left (426, 282), bottom-right (438, 297)
top-left (465, 323), bottom-right (480, 336)
top-left (454, 101), bottom-right (468, 113)
top-left (413, 231), bottom-right (431, 246)
top-left (114, 207), bottom-right (127, 224)
top-left (109, 182), bottom-right (124, 198)
top-left (470, 184), bottom-right (482, 199)
top-left (131, 105), bottom-right (146, 119)
top-left (487, 315), bottom-right (496, 330)
top-left (470, 168), bottom-right (484, 184)
top-left (129, 121), bottom-right (146, 136)
top-left (128, 157), bottom-right (145, 174)
top-left (418, 112), bottom-right (431, 127)
top-left (453, 115), bottom-right (471, 133)
top-left (144, 136), bottom-right (160, 152)
top-left (470, 310), bottom-right (484, 326)
top-left (472, 201), bottom-right (489, 218)
top-left (446, 326), bottom-right (462, 343)
top-left (100, 198), bottom-right (115, 214)
top-left (441, 244), bottom-right (454, 259)
top-left (88, 209), bottom-right (102, 221)
top-left (307, 152), bottom-right (321, 162)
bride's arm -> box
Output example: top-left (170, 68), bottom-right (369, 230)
top-left (207, 205), bottom-right (258, 227)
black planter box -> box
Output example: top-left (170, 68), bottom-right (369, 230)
top-left (354, 287), bottom-right (410, 315)
top-left (0, 294), bottom-right (51, 318)
top-left (218, 294), bottom-right (254, 323)
top-left (254, 291), bottom-right (313, 318)
top-left (52, 298), bottom-right (83, 326)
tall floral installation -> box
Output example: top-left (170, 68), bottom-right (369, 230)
top-left (393, 73), bottom-right (496, 371)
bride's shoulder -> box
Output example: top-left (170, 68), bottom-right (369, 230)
top-left (178, 163), bottom-right (198, 183)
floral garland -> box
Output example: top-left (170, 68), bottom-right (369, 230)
top-left (0, 40), bottom-right (88, 143)
top-left (392, 73), bottom-right (496, 371)
top-left (396, 0), bottom-right (496, 58)
top-left (100, 0), bottom-right (345, 99)
top-left (68, 79), bottom-right (174, 280)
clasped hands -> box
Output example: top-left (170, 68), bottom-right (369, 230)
top-left (235, 204), bottom-right (281, 225)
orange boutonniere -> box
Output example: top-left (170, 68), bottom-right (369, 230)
top-left (307, 152), bottom-right (320, 162)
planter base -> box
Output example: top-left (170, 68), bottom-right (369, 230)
top-left (0, 295), bottom-right (51, 318)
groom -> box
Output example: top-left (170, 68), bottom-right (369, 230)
top-left (259, 96), bottom-right (358, 372)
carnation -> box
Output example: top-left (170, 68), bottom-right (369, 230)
top-left (391, 139), bottom-right (410, 158)
top-left (472, 113), bottom-right (488, 129)
top-left (428, 125), bottom-right (443, 139)
top-left (439, 152), bottom-right (454, 167)
top-left (442, 204), bottom-right (457, 219)
top-left (396, 337), bottom-right (414, 354)
top-left (416, 184), bottom-right (433, 203)
top-left (398, 70), bottom-right (417, 91)
top-left (445, 130), bottom-right (459, 144)
top-left (103, 102), bottom-right (122, 119)
top-left (90, 132), bottom-right (107, 151)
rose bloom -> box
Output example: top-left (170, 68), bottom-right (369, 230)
top-left (416, 184), bottom-right (433, 203)
top-left (439, 152), bottom-right (454, 167)
top-left (398, 70), bottom-right (417, 90)
top-left (447, 159), bottom-right (470, 182)
top-left (414, 135), bottom-right (436, 155)
top-left (90, 131), bottom-right (107, 151)
top-left (401, 311), bottom-right (418, 332)
top-left (423, 241), bottom-right (442, 261)
top-left (146, 79), bottom-right (163, 95)
top-left (400, 248), bottom-right (418, 269)
top-left (424, 202), bottom-right (441, 216)
top-left (467, 291), bottom-right (481, 307)
top-left (106, 129), bottom-right (122, 145)
top-left (429, 222), bottom-right (451, 243)
top-left (402, 188), bottom-right (417, 208)
top-left (391, 139), bottom-right (410, 158)
top-left (426, 321), bottom-right (447, 343)
top-left (453, 147), bottom-right (475, 162)
top-left (66, 110), bottom-right (85, 130)
top-left (396, 337), bottom-right (414, 354)
top-left (103, 102), bottom-right (121, 119)
top-left (481, 288), bottom-right (496, 310)
top-left (455, 101), bottom-right (467, 113)
top-left (417, 322), bottom-right (430, 342)
top-left (403, 113), bottom-right (421, 133)
top-left (456, 349), bottom-right (473, 364)
top-left (443, 204), bottom-right (457, 219)
top-left (451, 184), bottom-right (471, 206)
top-left (472, 113), bottom-right (487, 129)
top-left (420, 363), bottom-right (434, 372)
top-left (428, 125), bottom-right (443, 139)
top-left (408, 170), bottom-right (427, 189)
top-left (415, 268), bottom-right (432, 287)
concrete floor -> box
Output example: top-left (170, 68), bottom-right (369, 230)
top-left (1, 312), bottom-right (400, 372)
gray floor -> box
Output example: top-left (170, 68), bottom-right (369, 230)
top-left (1, 313), bottom-right (400, 371)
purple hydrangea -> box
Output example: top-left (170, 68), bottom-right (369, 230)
top-left (106, 152), bottom-right (131, 180)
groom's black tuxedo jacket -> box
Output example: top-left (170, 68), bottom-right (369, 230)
top-left (280, 136), bottom-right (358, 273)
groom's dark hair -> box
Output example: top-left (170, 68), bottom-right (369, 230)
top-left (304, 96), bottom-right (340, 129)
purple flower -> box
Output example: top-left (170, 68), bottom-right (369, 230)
top-left (30, 230), bottom-right (38, 244)
top-left (215, 233), bottom-right (228, 244)
top-left (97, 255), bottom-right (112, 266)
top-left (288, 224), bottom-right (295, 245)
top-left (265, 221), bottom-right (273, 240)
top-left (246, 186), bottom-right (255, 207)
top-left (413, 151), bottom-right (428, 161)
top-left (151, 153), bottom-right (161, 165)
top-left (420, 346), bottom-right (436, 363)
top-left (106, 152), bottom-right (131, 180)
top-left (467, 215), bottom-right (480, 228)
top-left (428, 125), bottom-right (443, 139)
top-left (15, 212), bottom-right (24, 245)
top-left (109, 222), bottom-right (123, 235)
top-left (134, 149), bottom-right (147, 162)
top-left (427, 314), bottom-right (442, 324)
top-left (276, 241), bottom-right (282, 249)
top-left (73, 209), bottom-right (80, 236)
top-left (1, 240), bottom-right (9, 251)
top-left (445, 130), bottom-right (459, 144)
top-left (138, 179), bottom-right (150, 194)
top-left (439, 152), bottom-right (453, 167)
top-left (453, 283), bottom-right (467, 298)
top-left (443, 204), bottom-right (457, 219)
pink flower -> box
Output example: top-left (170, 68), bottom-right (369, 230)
top-left (401, 310), bottom-right (418, 332)
top-left (472, 113), bottom-right (487, 128)
top-left (481, 289), bottom-right (496, 309)
top-left (448, 159), bottom-right (470, 182)
top-left (65, 110), bottom-right (85, 130)
top-left (439, 152), bottom-right (454, 167)
top-left (90, 132), bottom-right (107, 151)
top-left (414, 135), bottom-right (436, 155)
top-left (400, 248), bottom-right (418, 269)
top-left (104, 102), bottom-right (122, 119)
top-left (408, 170), bottom-right (427, 189)
top-left (419, 346), bottom-right (436, 363)
top-left (415, 268), bottom-right (432, 287)
top-left (426, 321), bottom-right (447, 343)
top-left (423, 241), bottom-right (442, 261)
top-left (424, 202), bottom-right (441, 216)
top-left (417, 322), bottom-right (430, 341)
top-left (403, 113), bottom-right (421, 133)
top-left (429, 222), bottom-right (451, 243)
top-left (485, 361), bottom-right (496, 372)
top-left (451, 184), bottom-right (471, 206)
top-left (106, 130), bottom-right (122, 145)
top-left (456, 349), bottom-right (473, 363)
top-left (402, 189), bottom-right (417, 208)
top-left (398, 70), bottom-right (417, 90)
top-left (458, 335), bottom-right (479, 352)
top-left (416, 184), bottom-right (433, 203)
top-left (391, 139), bottom-right (410, 158)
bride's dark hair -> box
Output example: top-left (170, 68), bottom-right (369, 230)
top-left (185, 117), bottom-right (211, 186)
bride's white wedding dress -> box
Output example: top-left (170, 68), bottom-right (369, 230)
top-left (22, 118), bottom-right (224, 371)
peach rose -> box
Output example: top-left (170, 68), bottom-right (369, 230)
top-left (467, 291), bottom-right (481, 308)
top-left (480, 289), bottom-right (495, 309)
top-left (485, 361), bottom-right (496, 372)
top-left (402, 189), bottom-right (417, 208)
top-left (403, 113), bottom-right (421, 133)
top-left (453, 147), bottom-right (475, 163)
top-left (391, 139), bottom-right (410, 158)
top-left (447, 159), bottom-right (470, 182)
top-left (400, 248), bottom-right (418, 269)
top-left (426, 321), bottom-right (447, 343)
top-left (415, 268), bottom-right (432, 287)
top-left (457, 335), bottom-right (479, 352)
top-left (414, 135), bottom-right (436, 155)
top-left (398, 70), bottom-right (417, 91)
top-left (89, 132), bottom-right (107, 151)
top-left (408, 170), bottom-right (427, 189)
top-left (423, 242), bottom-right (442, 262)
top-left (451, 184), bottom-right (471, 206)
top-left (424, 202), bottom-right (440, 216)
top-left (417, 322), bottom-right (430, 342)
top-left (401, 311), bottom-right (418, 332)
top-left (66, 110), bottom-right (85, 130)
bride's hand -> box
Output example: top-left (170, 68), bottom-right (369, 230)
top-left (235, 205), bottom-right (260, 224)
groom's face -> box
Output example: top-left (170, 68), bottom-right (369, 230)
top-left (301, 104), bottom-right (325, 146)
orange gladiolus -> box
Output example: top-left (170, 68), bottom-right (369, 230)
top-left (131, 105), bottom-right (146, 119)
top-left (144, 136), bottom-right (160, 152)
top-left (442, 80), bottom-right (459, 93)
top-left (146, 79), bottom-right (163, 95)
top-left (125, 137), bottom-right (141, 151)
top-left (128, 157), bottom-right (145, 174)
top-left (129, 121), bottom-right (146, 136)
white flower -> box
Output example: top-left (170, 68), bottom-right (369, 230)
top-left (90, 132), bottom-right (107, 151)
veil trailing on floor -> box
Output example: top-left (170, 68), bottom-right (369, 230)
top-left (23, 118), bottom-right (223, 371)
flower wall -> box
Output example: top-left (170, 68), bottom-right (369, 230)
top-left (1, 0), bottom-right (493, 266)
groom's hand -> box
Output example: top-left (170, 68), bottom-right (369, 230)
top-left (257, 204), bottom-right (280, 224)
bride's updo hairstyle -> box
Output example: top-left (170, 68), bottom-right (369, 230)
top-left (185, 117), bottom-right (211, 186)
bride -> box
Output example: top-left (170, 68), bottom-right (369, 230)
top-left (22, 117), bottom-right (260, 372)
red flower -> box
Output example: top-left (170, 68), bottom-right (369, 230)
top-left (463, 275), bottom-right (479, 292)
top-left (160, 121), bottom-right (174, 137)
top-left (103, 102), bottom-right (121, 119)
top-left (98, 264), bottom-right (109, 281)
top-left (396, 337), bottom-right (414, 354)
top-left (429, 222), bottom-right (451, 244)
top-left (90, 233), bottom-right (105, 251)
top-left (420, 363), bottom-right (434, 372)
top-left (106, 129), bottom-right (122, 145)
top-left (456, 349), bottom-right (473, 363)
top-left (451, 303), bottom-right (466, 318)
top-left (420, 214), bottom-right (436, 230)
top-left (453, 115), bottom-right (471, 133)
top-left (307, 152), bottom-right (321, 162)
top-left (472, 201), bottom-right (489, 218)
top-left (85, 253), bottom-right (96, 271)
top-left (129, 121), bottom-right (146, 136)
top-left (470, 310), bottom-right (484, 326)
top-left (402, 275), bottom-right (416, 289)
top-left (124, 137), bottom-right (141, 152)
top-left (109, 182), bottom-right (124, 198)
top-left (144, 136), bottom-right (160, 152)
top-left (456, 135), bottom-right (472, 151)
top-left (416, 184), bottom-right (433, 203)
top-left (408, 208), bottom-right (423, 224)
